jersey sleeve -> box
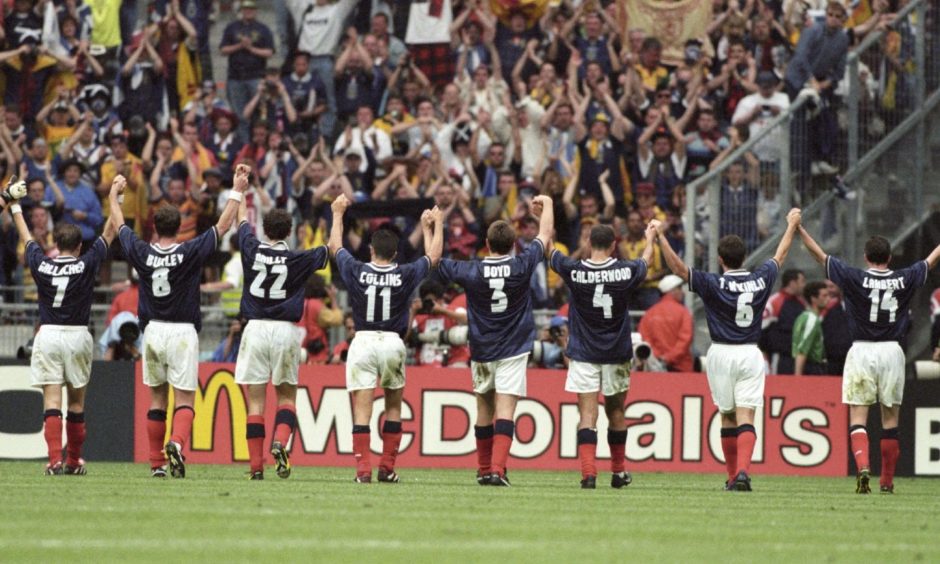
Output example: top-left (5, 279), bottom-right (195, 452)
top-left (688, 267), bottom-right (711, 298)
top-left (189, 226), bottom-right (220, 260)
top-left (402, 256), bottom-right (431, 288)
top-left (118, 224), bottom-right (149, 270)
top-left (84, 237), bottom-right (109, 270)
top-left (548, 249), bottom-right (572, 277)
top-left (627, 258), bottom-right (649, 289)
top-left (25, 240), bottom-right (44, 272)
top-left (334, 248), bottom-right (361, 288)
top-left (756, 258), bottom-right (780, 287)
top-left (825, 255), bottom-right (847, 286)
top-left (437, 258), bottom-right (469, 285)
top-left (904, 260), bottom-right (929, 289)
top-left (520, 239), bottom-right (546, 275)
top-left (237, 222), bottom-right (259, 262)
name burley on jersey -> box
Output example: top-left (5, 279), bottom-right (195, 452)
top-left (690, 259), bottom-right (779, 344)
top-left (826, 255), bottom-right (928, 342)
top-left (27, 237), bottom-right (108, 326)
top-left (437, 239), bottom-right (544, 362)
top-left (335, 247), bottom-right (431, 337)
top-left (119, 224), bottom-right (219, 331)
top-left (238, 222), bottom-right (328, 322)
top-left (549, 250), bottom-right (648, 363)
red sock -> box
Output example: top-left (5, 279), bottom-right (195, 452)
top-left (273, 405), bottom-right (297, 446)
top-left (43, 409), bottom-right (63, 466)
top-left (577, 428), bottom-right (597, 478)
top-left (491, 419), bottom-right (514, 476)
top-left (721, 428), bottom-right (739, 482)
top-left (170, 406), bottom-right (195, 448)
top-left (735, 425), bottom-right (756, 475)
top-left (850, 426), bottom-right (869, 472)
top-left (246, 415), bottom-right (265, 473)
top-left (475, 425), bottom-right (494, 476)
top-left (608, 429), bottom-right (627, 473)
top-left (379, 420), bottom-right (403, 472)
top-left (352, 426), bottom-right (371, 477)
top-left (65, 412), bottom-right (86, 466)
top-left (146, 409), bottom-right (167, 468)
top-left (880, 429), bottom-right (899, 487)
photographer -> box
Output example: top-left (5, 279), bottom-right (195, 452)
top-left (98, 311), bottom-right (142, 361)
top-left (408, 280), bottom-right (469, 368)
top-left (242, 67), bottom-right (298, 133)
top-left (297, 274), bottom-right (343, 364)
top-left (211, 317), bottom-right (243, 363)
top-left (330, 313), bottom-right (356, 365)
top-left (532, 315), bottom-right (569, 369)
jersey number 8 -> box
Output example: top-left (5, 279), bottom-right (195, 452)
top-left (153, 268), bottom-right (171, 298)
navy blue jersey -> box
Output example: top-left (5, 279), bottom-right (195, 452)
top-left (550, 251), bottom-right (648, 363)
top-left (690, 259), bottom-right (779, 344)
top-left (119, 225), bottom-right (218, 332)
top-left (335, 248), bottom-right (430, 337)
top-left (238, 222), bottom-right (328, 322)
top-left (27, 237), bottom-right (108, 326)
top-left (826, 255), bottom-right (927, 342)
top-left (437, 239), bottom-right (544, 362)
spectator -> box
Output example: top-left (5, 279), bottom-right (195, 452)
top-left (106, 270), bottom-right (140, 324)
top-left (719, 159), bottom-right (761, 252)
top-left (201, 234), bottom-right (242, 319)
top-left (211, 317), bottom-right (243, 363)
top-left (761, 268), bottom-right (806, 374)
top-left (792, 280), bottom-right (830, 376)
top-left (99, 311), bottom-right (142, 361)
top-left (243, 66), bottom-right (299, 134)
top-left (408, 279), bottom-right (469, 367)
top-left (619, 208), bottom-right (665, 311)
top-left (282, 51), bottom-right (328, 141)
top-left (297, 274), bottom-right (343, 364)
top-left (99, 133), bottom-right (145, 231)
top-left (220, 0), bottom-right (275, 137)
top-left (637, 108), bottom-right (687, 211)
top-left (822, 279), bottom-right (853, 376)
top-left (288, 0), bottom-right (358, 139)
top-left (638, 274), bottom-right (694, 372)
top-left (684, 108), bottom-right (729, 181)
top-left (203, 109), bottom-right (243, 179)
top-left (732, 71), bottom-right (790, 170)
top-left (330, 312), bottom-right (355, 364)
top-left (53, 158), bottom-right (101, 249)
top-left (370, 12), bottom-right (406, 68)
top-left (405, 0), bottom-right (456, 88)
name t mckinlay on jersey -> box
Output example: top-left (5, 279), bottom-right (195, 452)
top-left (720, 278), bottom-right (767, 292)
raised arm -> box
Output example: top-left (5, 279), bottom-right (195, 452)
top-left (798, 225), bottom-right (827, 266)
top-left (328, 194), bottom-right (351, 257)
top-left (651, 219), bottom-right (689, 282)
top-left (108, 175), bottom-right (128, 229)
top-left (772, 208), bottom-right (802, 267)
top-left (424, 206), bottom-right (444, 267)
top-left (926, 241), bottom-right (940, 270)
top-left (2, 178), bottom-right (29, 241)
top-left (532, 194), bottom-right (555, 251)
top-left (216, 164), bottom-right (251, 235)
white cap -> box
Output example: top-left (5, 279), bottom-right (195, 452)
top-left (658, 274), bottom-right (684, 294)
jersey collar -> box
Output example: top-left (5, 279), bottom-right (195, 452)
top-left (581, 257), bottom-right (615, 269)
top-left (866, 268), bottom-right (894, 276)
top-left (52, 255), bottom-right (77, 262)
top-left (483, 254), bottom-right (512, 262)
top-left (723, 269), bottom-right (750, 276)
top-left (151, 242), bottom-right (181, 253)
top-left (260, 240), bottom-right (290, 250)
top-left (368, 262), bottom-right (398, 270)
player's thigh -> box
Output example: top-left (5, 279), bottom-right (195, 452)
top-left (270, 324), bottom-right (303, 387)
top-left (376, 335), bottom-right (407, 390)
top-left (731, 347), bottom-right (766, 409)
top-left (705, 345), bottom-right (736, 413)
top-left (235, 321), bottom-right (271, 385)
top-left (165, 326), bottom-right (200, 392)
top-left (842, 343), bottom-right (878, 406)
top-left (600, 362), bottom-right (631, 397)
top-left (346, 334), bottom-right (380, 391)
top-left (565, 360), bottom-right (601, 394)
top-left (142, 325), bottom-right (169, 387)
top-left (471, 360), bottom-right (496, 394)
top-left (30, 327), bottom-right (65, 387)
top-left (875, 343), bottom-right (905, 408)
top-left (61, 330), bottom-right (94, 389)
top-left (493, 353), bottom-right (528, 397)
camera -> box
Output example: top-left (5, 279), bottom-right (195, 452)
top-left (549, 325), bottom-right (564, 340)
top-left (278, 140), bottom-right (290, 153)
top-left (420, 297), bottom-right (435, 314)
top-left (416, 325), bottom-right (469, 347)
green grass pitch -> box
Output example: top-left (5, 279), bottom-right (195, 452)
top-left (1, 462), bottom-right (938, 563)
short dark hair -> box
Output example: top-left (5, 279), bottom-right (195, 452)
top-left (53, 223), bottom-right (82, 252)
top-left (590, 224), bottom-right (615, 250)
top-left (803, 280), bottom-right (827, 303)
top-left (782, 268), bottom-right (804, 287)
top-left (864, 236), bottom-right (891, 264)
top-left (153, 206), bottom-right (181, 238)
top-left (487, 220), bottom-right (516, 255)
top-left (371, 229), bottom-right (399, 260)
top-left (641, 37), bottom-right (662, 52)
top-left (263, 209), bottom-right (292, 242)
top-left (420, 280), bottom-right (445, 300)
top-left (717, 235), bottom-right (746, 269)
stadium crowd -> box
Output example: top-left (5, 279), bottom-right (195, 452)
top-left (0, 0), bottom-right (914, 368)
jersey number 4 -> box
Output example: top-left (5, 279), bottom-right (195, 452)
top-left (593, 284), bottom-right (613, 319)
top-left (249, 261), bottom-right (288, 300)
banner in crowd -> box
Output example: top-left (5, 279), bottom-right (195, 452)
top-left (133, 364), bottom-right (849, 476)
top-left (622, 0), bottom-right (712, 66)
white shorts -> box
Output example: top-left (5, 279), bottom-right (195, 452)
top-left (31, 325), bottom-right (93, 388)
top-left (565, 360), bottom-right (631, 396)
top-left (471, 353), bottom-right (529, 397)
top-left (705, 343), bottom-right (766, 413)
top-left (235, 320), bottom-right (303, 386)
top-left (842, 341), bottom-right (905, 407)
top-left (142, 321), bottom-right (199, 391)
top-left (346, 331), bottom-right (407, 391)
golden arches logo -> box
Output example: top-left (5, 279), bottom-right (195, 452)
top-left (167, 368), bottom-right (249, 461)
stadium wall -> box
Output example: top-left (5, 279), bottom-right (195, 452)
top-left (3, 361), bottom-right (938, 477)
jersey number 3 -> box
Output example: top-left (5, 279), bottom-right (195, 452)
top-left (489, 278), bottom-right (507, 313)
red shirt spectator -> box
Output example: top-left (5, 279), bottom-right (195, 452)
top-left (637, 275), bottom-right (693, 372)
top-left (106, 282), bottom-right (139, 324)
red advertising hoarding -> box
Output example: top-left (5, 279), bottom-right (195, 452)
top-left (133, 364), bottom-right (847, 476)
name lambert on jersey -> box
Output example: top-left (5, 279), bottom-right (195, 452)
top-left (37, 261), bottom-right (85, 276)
top-left (570, 267), bottom-right (633, 284)
top-left (862, 276), bottom-right (905, 290)
top-left (146, 254), bottom-right (185, 268)
top-left (359, 272), bottom-right (402, 286)
top-left (719, 277), bottom-right (767, 293)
